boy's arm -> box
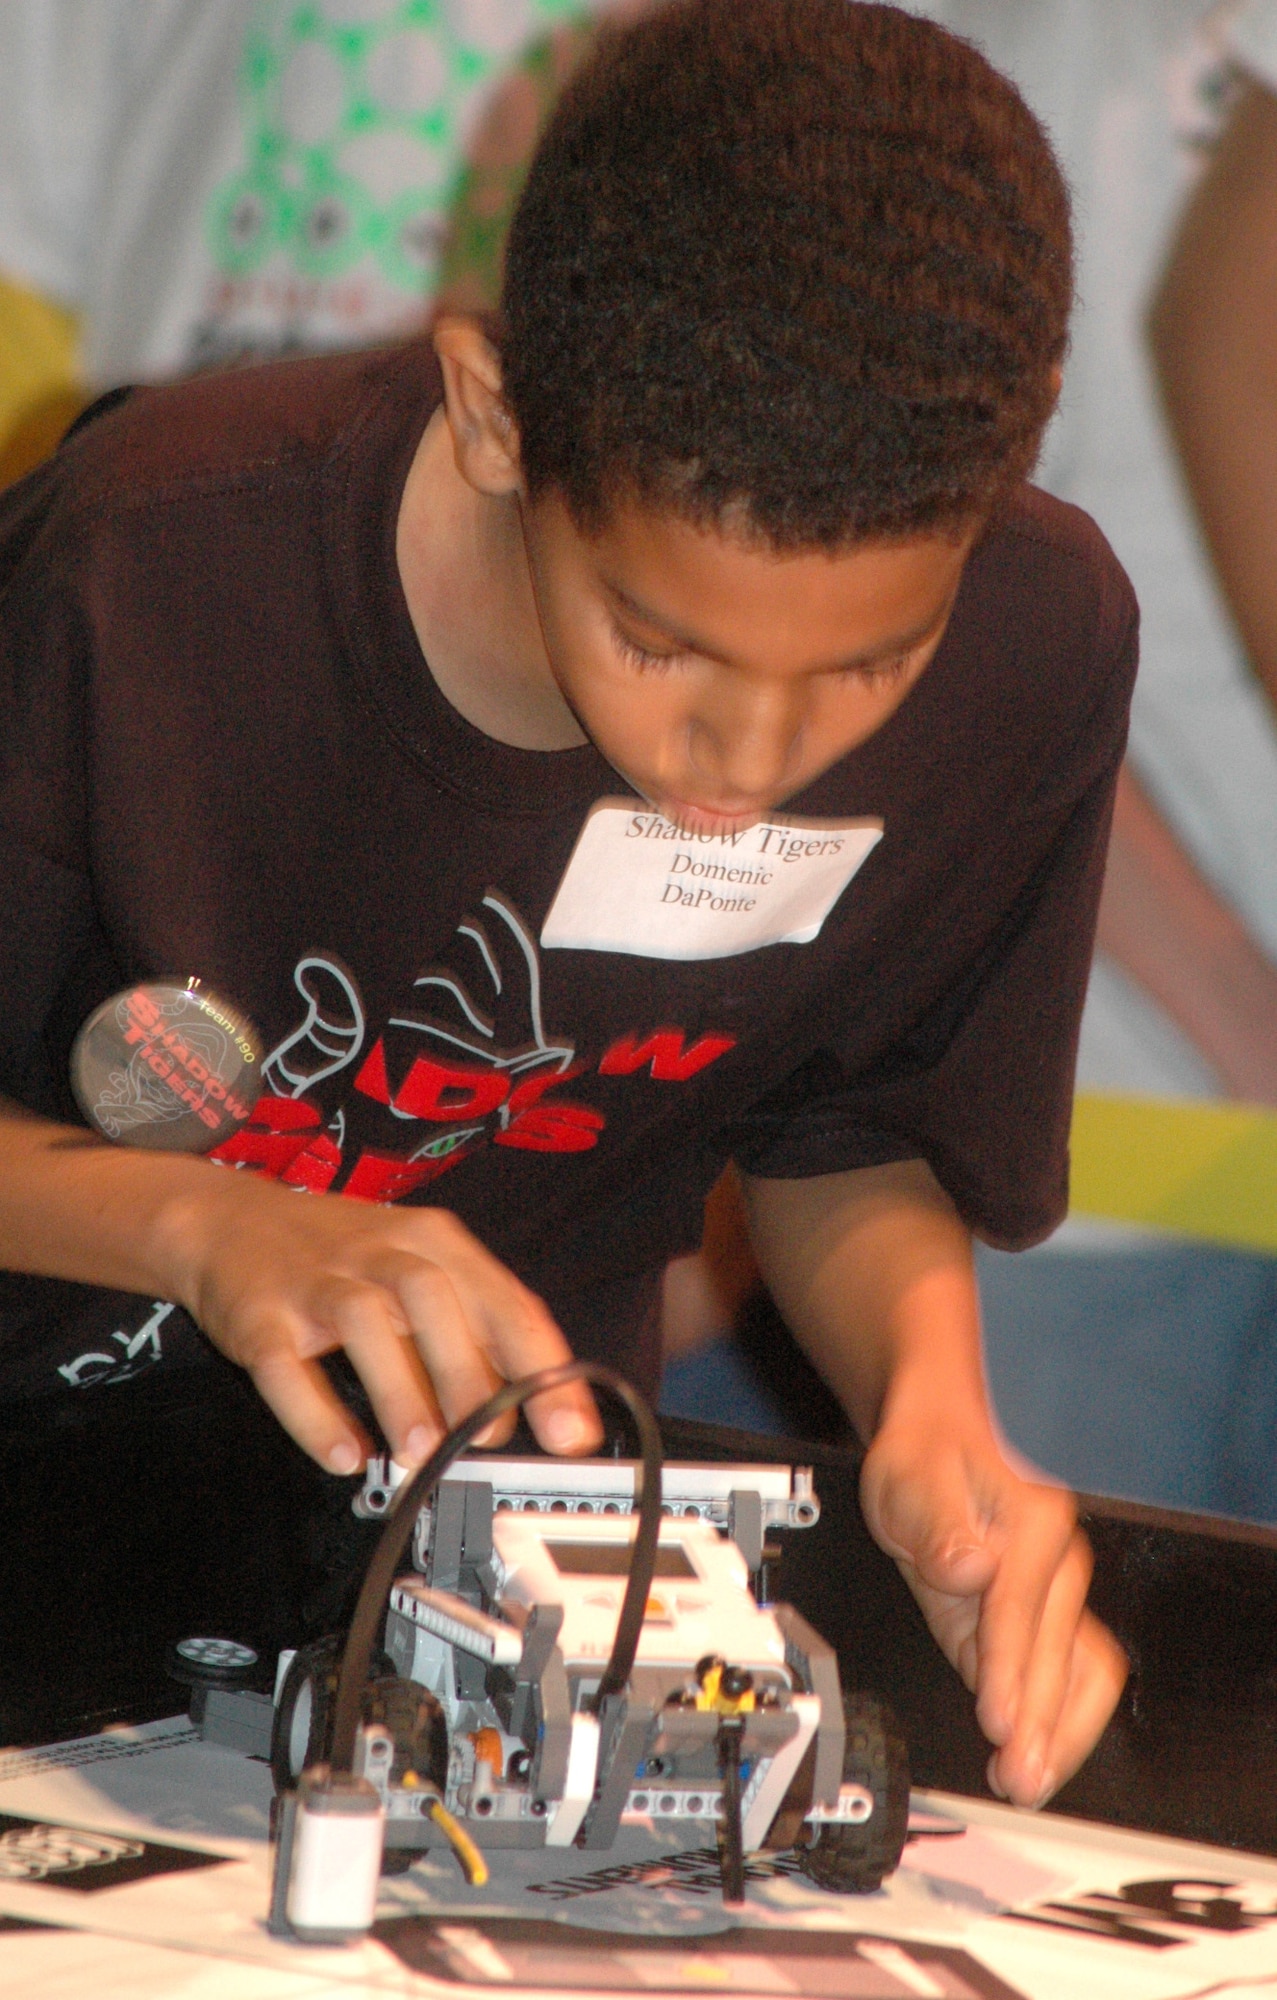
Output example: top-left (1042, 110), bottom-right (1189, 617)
top-left (0, 1095), bottom-right (600, 1465)
top-left (740, 1157), bottom-right (1128, 1810)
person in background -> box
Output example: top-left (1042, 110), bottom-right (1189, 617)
top-left (956, 0), bottom-right (1277, 1523)
top-left (1150, 38), bottom-right (1277, 730)
top-left (0, 0), bottom-right (588, 483)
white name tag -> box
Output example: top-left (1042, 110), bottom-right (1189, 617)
top-left (541, 800), bottom-right (883, 961)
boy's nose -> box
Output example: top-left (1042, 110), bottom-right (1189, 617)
top-left (687, 682), bottom-right (802, 801)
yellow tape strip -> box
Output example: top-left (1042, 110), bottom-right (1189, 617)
top-left (1070, 1093), bottom-right (1277, 1254)
top-left (0, 276), bottom-right (80, 440)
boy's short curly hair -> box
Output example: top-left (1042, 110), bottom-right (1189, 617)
top-left (499, 0), bottom-right (1072, 547)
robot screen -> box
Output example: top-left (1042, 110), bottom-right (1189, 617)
top-left (542, 1539), bottom-right (699, 1579)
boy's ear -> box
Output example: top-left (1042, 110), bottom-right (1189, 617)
top-left (433, 315), bottom-right (523, 496)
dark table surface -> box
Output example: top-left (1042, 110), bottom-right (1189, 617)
top-left (3, 1359), bottom-right (1275, 1857)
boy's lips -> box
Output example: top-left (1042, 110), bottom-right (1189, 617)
top-left (656, 795), bottom-right (768, 834)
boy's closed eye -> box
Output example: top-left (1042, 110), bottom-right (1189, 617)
top-left (609, 620), bottom-right (689, 674)
top-left (834, 651), bottom-right (912, 688)
top-left (610, 611), bottom-right (919, 689)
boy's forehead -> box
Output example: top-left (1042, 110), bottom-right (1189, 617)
top-left (578, 495), bottom-right (977, 669)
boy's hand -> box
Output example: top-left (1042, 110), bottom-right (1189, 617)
top-left (859, 1411), bottom-right (1128, 1808)
top-left (164, 1168), bottom-right (603, 1473)
top-left (740, 1160), bottom-right (1127, 1809)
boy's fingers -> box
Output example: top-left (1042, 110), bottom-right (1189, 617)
top-left (392, 1252), bottom-right (600, 1450)
top-left (981, 1526), bottom-right (1093, 1803)
top-left (401, 1221), bottom-right (603, 1453)
top-left (248, 1340), bottom-right (371, 1475)
top-left (862, 1465), bottom-right (999, 1702)
top-left (307, 1264), bottom-right (473, 1464)
top-left (385, 1255), bottom-right (509, 1431)
top-left (972, 1485), bottom-right (1078, 1750)
top-left (213, 1209), bottom-right (602, 1465)
top-left (862, 1432), bottom-right (1122, 1804)
top-left (989, 1609), bottom-right (1128, 1806)
top-left (861, 1446), bottom-right (997, 1687)
top-left (336, 1318), bottom-right (449, 1467)
top-left (372, 1246), bottom-right (600, 1456)
top-left (1048, 1611), bottom-right (1128, 1788)
top-left (862, 1443), bottom-right (992, 1583)
top-left (524, 1379), bottom-right (605, 1456)
top-left (476, 1285), bottom-right (604, 1455)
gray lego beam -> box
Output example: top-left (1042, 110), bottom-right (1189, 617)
top-left (579, 1693), bottom-right (656, 1849)
top-left (428, 1479), bottom-right (467, 1593)
top-left (462, 1479), bottom-right (493, 1570)
top-left (529, 1637), bottom-right (572, 1806)
top-left (196, 1687), bottom-right (275, 1760)
top-left (729, 1488), bottom-right (764, 1574)
top-left (773, 1602), bottom-right (845, 1807)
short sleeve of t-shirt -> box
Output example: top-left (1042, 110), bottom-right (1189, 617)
top-left (723, 500), bottom-right (1137, 1251)
top-left (0, 443), bottom-right (111, 1116)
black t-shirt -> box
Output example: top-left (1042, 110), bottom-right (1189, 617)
top-left (0, 342), bottom-right (1136, 1404)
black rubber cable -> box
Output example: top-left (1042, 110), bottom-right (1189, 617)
top-left (328, 1361), bottom-right (664, 1776)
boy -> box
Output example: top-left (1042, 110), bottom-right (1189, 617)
top-left (0, 0), bottom-right (1127, 1806)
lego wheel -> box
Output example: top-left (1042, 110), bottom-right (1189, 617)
top-left (272, 1636), bottom-right (449, 1796)
top-left (797, 1692), bottom-right (909, 1894)
top-left (361, 1675), bottom-right (449, 1795)
top-left (271, 1636), bottom-right (343, 1793)
top-left (165, 1636), bottom-right (263, 1692)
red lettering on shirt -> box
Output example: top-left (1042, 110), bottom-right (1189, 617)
top-left (355, 1039), bottom-right (510, 1121)
top-left (352, 1038), bottom-right (394, 1103)
top-left (210, 1094), bottom-right (321, 1175)
top-left (343, 1147), bottom-right (468, 1203)
top-left (597, 1029), bottom-right (737, 1082)
top-left (495, 1067), bottom-right (606, 1154)
top-left (280, 1132), bottom-right (343, 1193)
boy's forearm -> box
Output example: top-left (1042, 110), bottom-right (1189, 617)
top-left (739, 1157), bottom-right (987, 1442)
top-left (0, 1094), bottom-right (601, 1469)
top-left (744, 1157), bottom-right (1126, 1806)
top-left (0, 1093), bottom-right (218, 1307)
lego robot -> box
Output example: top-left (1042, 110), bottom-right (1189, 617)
top-left (175, 1366), bottom-right (909, 1942)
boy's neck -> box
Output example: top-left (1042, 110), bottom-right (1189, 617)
top-left (395, 410), bottom-right (588, 752)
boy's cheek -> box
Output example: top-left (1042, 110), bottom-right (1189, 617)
top-left (558, 676), bottom-right (677, 788)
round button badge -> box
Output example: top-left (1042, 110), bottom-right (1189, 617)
top-left (70, 979), bottom-right (262, 1153)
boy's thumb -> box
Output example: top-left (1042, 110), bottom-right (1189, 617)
top-left (861, 1448), bottom-right (996, 1594)
top-left (918, 1529), bottom-right (997, 1595)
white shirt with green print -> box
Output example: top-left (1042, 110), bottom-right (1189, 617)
top-left (0, 0), bottom-right (584, 387)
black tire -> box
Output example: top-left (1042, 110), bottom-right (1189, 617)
top-left (271, 1635), bottom-right (342, 1794)
top-left (359, 1679), bottom-right (450, 1873)
top-left (797, 1692), bottom-right (909, 1894)
top-left (361, 1675), bottom-right (449, 1794)
top-left (271, 1635), bottom-right (449, 1798)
